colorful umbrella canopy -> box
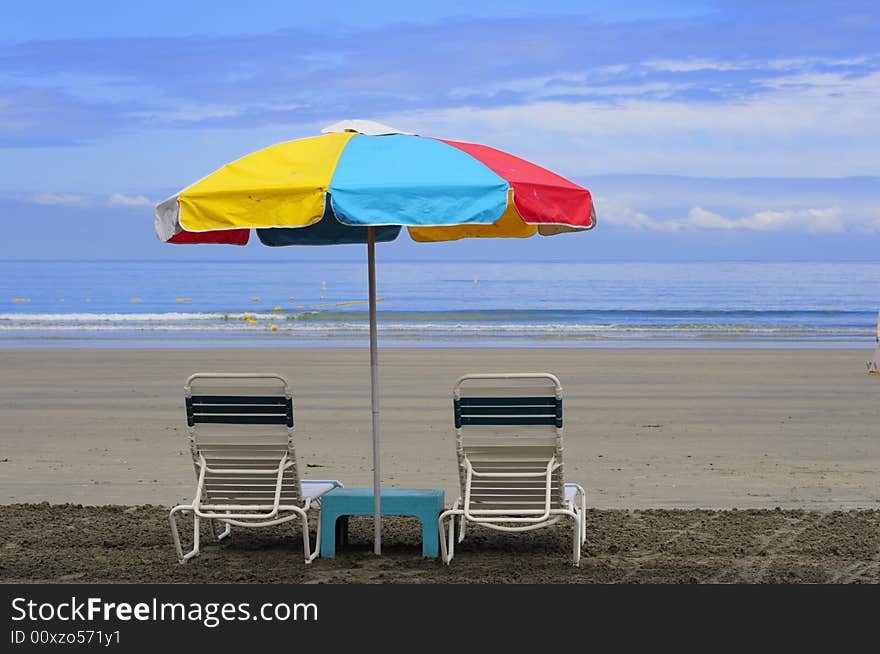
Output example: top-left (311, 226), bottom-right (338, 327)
top-left (155, 120), bottom-right (596, 553)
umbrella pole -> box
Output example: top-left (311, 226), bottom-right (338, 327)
top-left (367, 226), bottom-right (382, 555)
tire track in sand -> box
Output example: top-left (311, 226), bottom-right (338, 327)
top-left (829, 515), bottom-right (880, 583)
top-left (618, 512), bottom-right (721, 583)
top-left (715, 512), bottom-right (826, 583)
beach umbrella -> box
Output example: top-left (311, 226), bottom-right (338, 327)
top-left (155, 119), bottom-right (596, 554)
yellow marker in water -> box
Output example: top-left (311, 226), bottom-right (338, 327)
top-left (251, 297), bottom-right (260, 302)
top-left (131, 298), bottom-right (142, 303)
top-left (270, 324), bottom-right (278, 331)
top-left (289, 296), bottom-right (295, 301)
top-left (176, 298), bottom-right (192, 303)
top-left (273, 306), bottom-right (281, 312)
top-left (296, 305), bottom-right (304, 310)
top-left (243, 312), bottom-right (250, 320)
top-left (11, 298), bottom-right (30, 303)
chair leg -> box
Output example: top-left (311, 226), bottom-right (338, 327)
top-left (169, 507), bottom-right (184, 562)
top-left (311, 510), bottom-right (321, 563)
top-left (457, 513), bottom-right (466, 544)
top-left (298, 510), bottom-right (320, 564)
top-left (580, 492), bottom-right (587, 545)
top-left (438, 510), bottom-right (456, 564)
top-left (580, 507), bottom-right (587, 547)
top-left (209, 519), bottom-right (232, 542)
top-left (169, 505), bottom-right (200, 564)
top-left (572, 514), bottom-right (581, 567)
top-left (569, 485), bottom-right (588, 545)
top-left (300, 512), bottom-right (312, 564)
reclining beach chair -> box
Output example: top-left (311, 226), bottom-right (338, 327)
top-left (169, 373), bottom-right (341, 564)
top-left (438, 373), bottom-right (587, 566)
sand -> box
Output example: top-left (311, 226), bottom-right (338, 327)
top-left (1, 504), bottom-right (878, 583)
top-left (0, 347), bottom-right (877, 509)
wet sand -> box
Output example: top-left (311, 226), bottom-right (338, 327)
top-left (0, 348), bottom-right (878, 509)
top-left (1, 504), bottom-right (878, 583)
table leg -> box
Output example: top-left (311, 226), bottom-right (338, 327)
top-left (320, 511), bottom-right (339, 559)
top-left (419, 511), bottom-right (441, 558)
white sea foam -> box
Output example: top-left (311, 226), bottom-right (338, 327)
top-left (0, 312), bottom-right (275, 322)
top-left (0, 317), bottom-right (867, 337)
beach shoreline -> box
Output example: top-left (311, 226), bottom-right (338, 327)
top-left (0, 347), bottom-right (877, 509)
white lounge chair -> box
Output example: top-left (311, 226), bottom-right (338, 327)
top-left (169, 373), bottom-right (341, 564)
top-left (438, 373), bottom-right (587, 566)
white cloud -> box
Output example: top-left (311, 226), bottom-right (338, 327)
top-left (801, 208), bottom-right (847, 233)
top-left (643, 58), bottom-right (755, 72)
top-left (27, 191), bottom-right (155, 209)
top-left (643, 56), bottom-right (871, 74)
top-left (685, 206), bottom-right (845, 233)
top-left (597, 197), bottom-right (852, 234)
top-left (686, 207), bottom-right (733, 229)
top-left (30, 193), bottom-right (88, 206)
top-left (108, 193), bottom-right (152, 207)
top-left (450, 66), bottom-right (689, 102)
top-left (130, 104), bottom-right (242, 123)
top-left (595, 196), bottom-right (680, 232)
top-left (592, 64), bottom-right (629, 76)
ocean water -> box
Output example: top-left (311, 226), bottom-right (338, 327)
top-left (0, 260), bottom-right (877, 348)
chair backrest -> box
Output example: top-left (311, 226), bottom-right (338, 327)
top-left (184, 373), bottom-right (303, 508)
top-left (453, 373), bottom-right (565, 512)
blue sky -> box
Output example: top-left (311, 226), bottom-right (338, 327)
top-left (1, 0), bottom-right (878, 260)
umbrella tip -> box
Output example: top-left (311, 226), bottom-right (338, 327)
top-left (321, 119), bottom-right (416, 136)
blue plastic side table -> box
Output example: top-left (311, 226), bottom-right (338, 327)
top-left (319, 488), bottom-right (445, 558)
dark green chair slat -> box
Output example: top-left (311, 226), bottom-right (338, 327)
top-left (191, 405), bottom-right (289, 415)
top-left (459, 406), bottom-right (558, 416)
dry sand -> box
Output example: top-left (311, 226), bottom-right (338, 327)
top-left (0, 347), bottom-right (877, 509)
